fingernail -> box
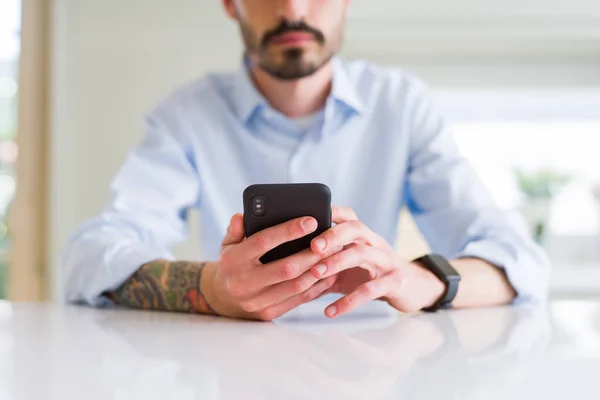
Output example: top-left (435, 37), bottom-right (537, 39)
top-left (326, 305), bottom-right (337, 317)
top-left (302, 218), bottom-right (317, 233)
top-left (313, 238), bottom-right (326, 251)
top-left (314, 264), bottom-right (327, 275)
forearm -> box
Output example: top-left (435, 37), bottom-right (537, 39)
top-left (106, 259), bottom-right (218, 314)
top-left (450, 258), bottom-right (517, 308)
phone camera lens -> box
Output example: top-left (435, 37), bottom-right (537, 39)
top-left (252, 196), bottom-right (267, 217)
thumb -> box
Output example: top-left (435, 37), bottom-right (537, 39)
top-left (222, 213), bottom-right (245, 246)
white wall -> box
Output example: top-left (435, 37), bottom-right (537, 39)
top-left (345, 0), bottom-right (600, 87)
top-left (49, 0), bottom-right (241, 299)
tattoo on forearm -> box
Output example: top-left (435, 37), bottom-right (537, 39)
top-left (106, 260), bottom-right (216, 314)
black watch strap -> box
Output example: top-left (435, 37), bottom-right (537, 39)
top-left (413, 254), bottom-right (461, 312)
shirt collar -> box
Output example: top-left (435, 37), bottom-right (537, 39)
top-left (230, 55), bottom-right (365, 125)
top-left (330, 57), bottom-right (365, 115)
top-left (231, 56), bottom-right (267, 125)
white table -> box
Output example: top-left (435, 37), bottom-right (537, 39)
top-left (0, 298), bottom-right (599, 400)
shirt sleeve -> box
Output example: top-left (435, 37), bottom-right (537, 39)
top-left (404, 80), bottom-right (550, 304)
top-left (61, 110), bottom-right (201, 306)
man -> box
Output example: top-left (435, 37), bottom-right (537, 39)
top-left (63, 0), bottom-right (549, 321)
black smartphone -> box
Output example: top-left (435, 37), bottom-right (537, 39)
top-left (243, 183), bottom-right (332, 264)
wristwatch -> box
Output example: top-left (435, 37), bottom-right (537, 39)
top-left (412, 254), bottom-right (461, 312)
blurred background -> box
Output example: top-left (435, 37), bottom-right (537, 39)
top-left (0, 0), bottom-right (20, 299)
top-left (1, 0), bottom-right (599, 301)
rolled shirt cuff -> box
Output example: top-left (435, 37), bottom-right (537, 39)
top-left (453, 240), bottom-right (550, 305)
top-left (66, 243), bottom-right (174, 307)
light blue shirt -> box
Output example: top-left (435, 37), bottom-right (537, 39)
top-left (62, 58), bottom-right (550, 306)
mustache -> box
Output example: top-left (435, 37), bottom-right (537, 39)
top-left (261, 20), bottom-right (325, 46)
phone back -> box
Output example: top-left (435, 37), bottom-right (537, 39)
top-left (243, 183), bottom-right (332, 264)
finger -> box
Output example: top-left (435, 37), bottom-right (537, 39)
top-left (222, 213), bottom-right (245, 246)
top-left (310, 220), bottom-right (379, 255)
top-left (231, 249), bottom-right (320, 296)
top-left (324, 277), bottom-right (389, 318)
top-left (263, 275), bottom-right (338, 320)
top-left (311, 244), bottom-right (389, 280)
top-left (240, 269), bottom-right (320, 314)
top-left (331, 206), bottom-right (358, 224)
top-left (241, 244), bottom-right (344, 293)
top-left (225, 244), bottom-right (344, 300)
top-left (237, 217), bottom-right (318, 262)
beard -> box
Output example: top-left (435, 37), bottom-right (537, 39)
top-left (259, 47), bottom-right (333, 81)
top-left (239, 19), bottom-right (340, 81)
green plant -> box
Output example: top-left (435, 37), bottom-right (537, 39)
top-left (0, 201), bottom-right (11, 300)
top-left (515, 167), bottom-right (571, 200)
top-left (0, 233), bottom-right (7, 299)
top-left (0, 260), bottom-right (6, 299)
top-left (0, 125), bottom-right (15, 140)
top-left (590, 182), bottom-right (600, 203)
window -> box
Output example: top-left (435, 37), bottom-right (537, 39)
top-left (438, 90), bottom-right (600, 291)
top-left (0, 0), bottom-right (21, 298)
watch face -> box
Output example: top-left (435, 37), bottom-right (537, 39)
top-left (430, 255), bottom-right (461, 280)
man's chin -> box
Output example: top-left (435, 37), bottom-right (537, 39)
top-left (260, 55), bottom-right (331, 81)
top-left (264, 67), bottom-right (320, 81)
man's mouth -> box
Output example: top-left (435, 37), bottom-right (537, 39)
top-left (271, 31), bottom-right (315, 46)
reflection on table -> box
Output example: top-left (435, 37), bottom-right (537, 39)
top-left (0, 299), bottom-right (599, 399)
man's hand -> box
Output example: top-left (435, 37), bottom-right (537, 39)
top-left (109, 207), bottom-right (515, 320)
top-left (202, 213), bottom-right (339, 321)
top-left (108, 214), bottom-right (338, 320)
top-left (309, 206), bottom-right (446, 318)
